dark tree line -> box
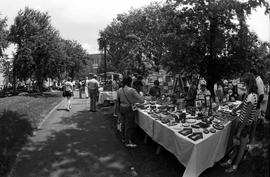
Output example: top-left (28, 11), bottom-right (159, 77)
top-left (0, 7), bottom-right (89, 92)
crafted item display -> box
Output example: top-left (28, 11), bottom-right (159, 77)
top-left (188, 132), bottom-right (203, 141)
top-left (179, 128), bottom-right (193, 136)
top-left (212, 123), bottom-right (224, 130)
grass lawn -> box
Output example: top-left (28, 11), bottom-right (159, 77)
top-left (0, 91), bottom-right (63, 128)
top-left (0, 91), bottom-right (63, 177)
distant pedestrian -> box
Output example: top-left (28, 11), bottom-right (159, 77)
top-left (63, 77), bottom-right (74, 111)
top-left (87, 75), bottom-right (99, 112)
top-left (85, 77), bottom-right (89, 98)
top-left (78, 80), bottom-right (83, 99)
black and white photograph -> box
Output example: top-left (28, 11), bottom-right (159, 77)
top-left (0, 0), bottom-right (269, 177)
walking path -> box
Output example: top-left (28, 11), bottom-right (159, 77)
top-left (9, 92), bottom-right (134, 177)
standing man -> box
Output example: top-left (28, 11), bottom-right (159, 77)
top-left (85, 77), bottom-right (89, 98)
top-left (87, 75), bottom-right (99, 112)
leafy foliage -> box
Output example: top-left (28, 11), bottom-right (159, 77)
top-left (0, 15), bottom-right (9, 57)
top-left (99, 0), bottom-right (270, 95)
top-left (8, 7), bottom-right (88, 91)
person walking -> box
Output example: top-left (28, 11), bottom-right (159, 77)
top-left (117, 77), bottom-right (144, 147)
top-left (87, 75), bottom-right (99, 112)
top-left (63, 77), bottom-right (74, 111)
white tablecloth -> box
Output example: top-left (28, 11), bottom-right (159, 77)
top-left (136, 110), bottom-right (232, 177)
top-left (98, 91), bottom-right (117, 104)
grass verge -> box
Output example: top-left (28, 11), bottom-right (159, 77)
top-left (0, 91), bottom-right (63, 177)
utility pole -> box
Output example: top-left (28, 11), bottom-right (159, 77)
top-left (104, 39), bottom-right (107, 85)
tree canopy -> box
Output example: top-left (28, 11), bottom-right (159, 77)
top-left (7, 7), bottom-right (88, 92)
top-left (0, 15), bottom-right (9, 57)
top-left (99, 0), bottom-right (270, 94)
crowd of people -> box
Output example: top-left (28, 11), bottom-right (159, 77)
top-left (61, 69), bottom-right (268, 173)
top-left (63, 75), bottom-right (100, 112)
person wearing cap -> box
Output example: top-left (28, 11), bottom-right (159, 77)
top-left (196, 80), bottom-right (211, 105)
top-left (87, 75), bottom-right (99, 112)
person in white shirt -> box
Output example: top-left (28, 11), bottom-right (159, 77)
top-left (63, 77), bottom-right (74, 111)
top-left (86, 75), bottom-right (99, 112)
top-left (85, 77), bottom-right (89, 98)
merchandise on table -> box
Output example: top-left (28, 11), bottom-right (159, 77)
top-left (179, 128), bottom-right (193, 136)
top-left (188, 132), bottom-right (203, 141)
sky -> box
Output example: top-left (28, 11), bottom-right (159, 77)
top-left (0, 0), bottom-right (269, 56)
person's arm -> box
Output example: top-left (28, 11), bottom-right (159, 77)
top-left (257, 94), bottom-right (264, 109)
top-left (131, 88), bottom-right (144, 103)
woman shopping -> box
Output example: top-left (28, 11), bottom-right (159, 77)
top-left (220, 73), bottom-right (258, 173)
top-left (117, 77), bottom-right (144, 148)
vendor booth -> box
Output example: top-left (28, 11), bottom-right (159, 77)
top-left (98, 72), bottom-right (122, 105)
top-left (134, 95), bottom-right (241, 177)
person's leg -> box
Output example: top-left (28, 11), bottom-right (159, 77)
top-left (93, 92), bottom-right (97, 111)
top-left (67, 96), bottom-right (71, 110)
top-left (120, 110), bottom-right (126, 143)
top-left (250, 110), bottom-right (259, 144)
top-left (90, 94), bottom-right (93, 111)
top-left (85, 87), bottom-right (89, 98)
top-left (113, 100), bottom-right (118, 117)
top-left (226, 135), bottom-right (249, 172)
top-left (125, 109), bottom-right (136, 145)
top-left (79, 88), bottom-right (82, 98)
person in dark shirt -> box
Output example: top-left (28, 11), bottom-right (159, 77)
top-left (149, 80), bottom-right (161, 98)
top-left (133, 75), bottom-right (143, 94)
top-left (185, 81), bottom-right (197, 107)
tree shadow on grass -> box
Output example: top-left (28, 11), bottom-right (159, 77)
top-left (0, 110), bottom-right (33, 177)
top-left (11, 110), bottom-right (133, 177)
top-left (23, 92), bottom-right (62, 98)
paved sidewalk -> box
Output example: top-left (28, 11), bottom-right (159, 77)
top-left (9, 93), bottom-right (134, 177)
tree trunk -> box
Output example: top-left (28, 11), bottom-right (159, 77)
top-left (12, 65), bottom-right (17, 95)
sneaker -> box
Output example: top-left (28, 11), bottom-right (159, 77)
top-left (225, 165), bottom-right (237, 173)
top-left (125, 143), bottom-right (137, 148)
top-left (219, 159), bottom-right (232, 168)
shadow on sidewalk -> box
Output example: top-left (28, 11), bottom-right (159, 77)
top-left (12, 110), bottom-right (133, 177)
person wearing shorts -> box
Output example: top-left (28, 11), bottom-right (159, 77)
top-left (220, 73), bottom-right (258, 173)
